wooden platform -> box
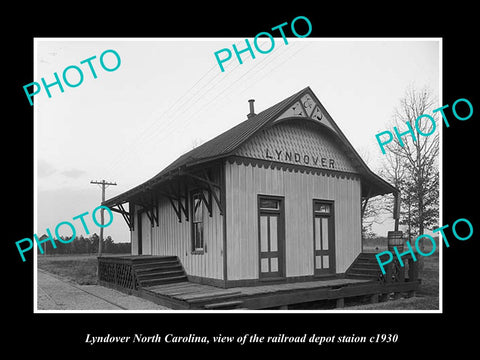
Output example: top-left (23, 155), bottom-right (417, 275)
top-left (138, 277), bottom-right (420, 310)
top-left (98, 253), bottom-right (421, 310)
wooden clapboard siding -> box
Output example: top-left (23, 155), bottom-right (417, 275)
top-left (203, 182), bottom-right (224, 279)
top-left (150, 193), bottom-right (224, 281)
top-left (131, 204), bottom-right (141, 255)
top-left (334, 176), bottom-right (362, 272)
top-left (130, 173), bottom-right (225, 281)
top-left (141, 212), bottom-right (152, 255)
top-left (151, 196), bottom-right (190, 273)
top-left (225, 161), bottom-right (361, 281)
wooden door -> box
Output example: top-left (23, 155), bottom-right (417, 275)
top-left (313, 200), bottom-right (335, 275)
top-left (258, 196), bottom-right (285, 279)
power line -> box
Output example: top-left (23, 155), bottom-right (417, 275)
top-left (103, 40), bottom-right (306, 181)
top-left (101, 57), bottom-right (225, 179)
top-left (127, 41), bottom-right (292, 153)
top-left (172, 43), bottom-right (305, 137)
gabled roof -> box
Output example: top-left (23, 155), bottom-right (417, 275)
top-left (148, 87), bottom-right (304, 177)
top-left (104, 87), bottom-right (395, 207)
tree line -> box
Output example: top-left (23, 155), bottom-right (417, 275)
top-left (37, 233), bottom-right (131, 255)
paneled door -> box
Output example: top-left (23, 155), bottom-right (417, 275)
top-left (313, 200), bottom-right (335, 275)
top-left (258, 196), bottom-right (285, 279)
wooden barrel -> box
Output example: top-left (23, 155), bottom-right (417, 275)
top-left (387, 231), bottom-right (404, 252)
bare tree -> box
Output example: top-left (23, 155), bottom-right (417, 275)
top-left (384, 86), bottom-right (440, 246)
top-left (191, 138), bottom-right (204, 149)
top-left (361, 194), bottom-right (391, 240)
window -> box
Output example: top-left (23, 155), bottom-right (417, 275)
top-left (259, 198), bottom-right (280, 210)
top-left (192, 191), bottom-right (204, 252)
top-left (314, 202), bottom-right (331, 214)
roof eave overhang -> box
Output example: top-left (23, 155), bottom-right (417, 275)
top-left (102, 156), bottom-right (226, 208)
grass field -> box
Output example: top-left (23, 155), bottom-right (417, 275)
top-left (37, 251), bottom-right (440, 310)
top-left (37, 254), bottom-right (129, 285)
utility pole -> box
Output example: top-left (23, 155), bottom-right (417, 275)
top-left (90, 180), bottom-right (117, 256)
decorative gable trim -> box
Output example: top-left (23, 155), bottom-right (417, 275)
top-left (274, 89), bottom-right (338, 134)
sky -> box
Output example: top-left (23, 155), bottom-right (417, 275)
top-left (34, 38), bottom-right (441, 243)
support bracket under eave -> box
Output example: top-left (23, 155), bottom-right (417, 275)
top-left (182, 170), bottom-right (224, 216)
top-left (137, 193), bottom-right (159, 227)
top-left (168, 196), bottom-right (183, 223)
top-left (110, 203), bottom-right (134, 231)
top-left (161, 182), bottom-right (189, 223)
top-left (200, 189), bottom-right (213, 217)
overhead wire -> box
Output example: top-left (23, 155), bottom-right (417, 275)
top-left (102, 53), bottom-right (228, 180)
top-left (103, 39), bottom-right (308, 183)
top-left (238, 40), bottom-right (309, 95)
top-left (172, 41), bottom-right (306, 136)
top-left (134, 40), bottom-right (296, 157)
top-left (102, 41), bottom-right (245, 180)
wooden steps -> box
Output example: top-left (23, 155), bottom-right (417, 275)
top-left (132, 256), bottom-right (188, 287)
top-left (345, 253), bottom-right (382, 281)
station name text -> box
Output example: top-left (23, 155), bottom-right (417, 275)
top-left (264, 148), bottom-right (335, 169)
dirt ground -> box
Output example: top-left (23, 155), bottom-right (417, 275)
top-left (37, 268), bottom-right (171, 311)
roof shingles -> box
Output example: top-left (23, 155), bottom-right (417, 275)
top-left (104, 87), bottom-right (394, 207)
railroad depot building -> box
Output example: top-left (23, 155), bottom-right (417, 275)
top-left (101, 87), bottom-right (419, 309)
